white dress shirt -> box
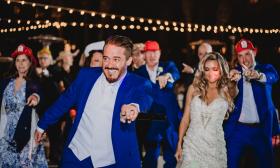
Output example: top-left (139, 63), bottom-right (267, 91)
top-left (146, 64), bottom-right (158, 84)
top-left (238, 67), bottom-right (266, 123)
top-left (68, 72), bottom-right (126, 167)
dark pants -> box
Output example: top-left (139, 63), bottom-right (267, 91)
top-left (226, 123), bottom-right (274, 168)
top-left (61, 148), bottom-right (116, 168)
top-left (142, 126), bottom-right (177, 168)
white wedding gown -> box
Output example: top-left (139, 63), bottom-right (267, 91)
top-left (179, 95), bottom-right (228, 168)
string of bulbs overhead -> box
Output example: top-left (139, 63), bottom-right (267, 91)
top-left (2, 0), bottom-right (280, 35)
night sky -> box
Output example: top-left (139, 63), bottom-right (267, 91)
top-left (1, 0), bottom-right (280, 106)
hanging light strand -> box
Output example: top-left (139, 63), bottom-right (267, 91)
top-left (5, 0), bottom-right (280, 35)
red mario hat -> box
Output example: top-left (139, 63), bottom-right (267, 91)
top-left (11, 44), bottom-right (37, 65)
top-left (144, 40), bottom-right (160, 51)
top-left (235, 39), bottom-right (257, 54)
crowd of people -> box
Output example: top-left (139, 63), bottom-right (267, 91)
top-left (0, 35), bottom-right (279, 168)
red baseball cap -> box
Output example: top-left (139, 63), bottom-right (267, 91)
top-left (235, 39), bottom-right (257, 54)
top-left (11, 44), bottom-right (37, 65)
top-left (144, 40), bottom-right (160, 51)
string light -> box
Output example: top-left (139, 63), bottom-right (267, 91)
top-left (139, 18), bottom-right (144, 23)
top-left (97, 24), bottom-right (102, 28)
top-left (5, 0), bottom-right (280, 35)
top-left (1, 16), bottom-right (280, 35)
top-left (121, 25), bottom-right (126, 30)
top-left (129, 25), bottom-right (134, 29)
top-left (1, 23), bottom-right (49, 34)
top-left (71, 22), bottom-right (77, 26)
top-left (130, 17), bottom-right (135, 22)
top-left (101, 13), bottom-right (106, 18)
top-left (156, 20), bottom-right (161, 25)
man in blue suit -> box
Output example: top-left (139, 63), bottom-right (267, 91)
top-left (225, 39), bottom-right (280, 168)
top-left (135, 40), bottom-right (181, 168)
top-left (34, 35), bottom-right (153, 168)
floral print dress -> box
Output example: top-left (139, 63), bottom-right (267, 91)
top-left (0, 79), bottom-right (48, 168)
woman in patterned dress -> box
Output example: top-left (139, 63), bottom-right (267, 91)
top-left (0, 44), bottom-right (48, 167)
top-left (175, 52), bottom-right (237, 168)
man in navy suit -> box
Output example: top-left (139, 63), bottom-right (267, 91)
top-left (135, 40), bottom-right (181, 168)
top-left (34, 35), bottom-right (153, 168)
top-left (225, 39), bottom-right (280, 168)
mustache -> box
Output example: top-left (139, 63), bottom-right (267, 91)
top-left (105, 67), bottom-right (119, 70)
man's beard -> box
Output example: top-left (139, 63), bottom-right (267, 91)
top-left (104, 67), bottom-right (120, 83)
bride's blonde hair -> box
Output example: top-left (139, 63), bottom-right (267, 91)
top-left (192, 52), bottom-right (235, 114)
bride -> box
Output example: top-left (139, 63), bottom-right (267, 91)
top-left (175, 52), bottom-right (237, 168)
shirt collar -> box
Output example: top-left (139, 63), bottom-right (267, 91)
top-left (101, 70), bottom-right (127, 87)
top-left (146, 64), bottom-right (159, 73)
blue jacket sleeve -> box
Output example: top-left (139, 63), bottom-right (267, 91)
top-left (164, 61), bottom-right (180, 89)
top-left (167, 61), bottom-right (180, 81)
top-left (272, 109), bottom-right (280, 136)
top-left (133, 79), bottom-right (153, 113)
top-left (37, 69), bottom-right (84, 130)
top-left (261, 64), bottom-right (279, 84)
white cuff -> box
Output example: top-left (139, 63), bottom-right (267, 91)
top-left (32, 93), bottom-right (40, 103)
top-left (165, 73), bottom-right (174, 83)
top-left (129, 103), bottom-right (140, 113)
top-left (258, 73), bottom-right (267, 83)
top-left (36, 127), bottom-right (44, 133)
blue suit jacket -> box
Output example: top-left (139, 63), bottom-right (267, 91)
top-left (224, 64), bottom-right (280, 140)
top-left (134, 61), bottom-right (181, 149)
top-left (38, 68), bottom-right (153, 168)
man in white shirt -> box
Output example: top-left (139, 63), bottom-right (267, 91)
top-left (34, 35), bottom-right (153, 168)
top-left (225, 39), bottom-right (280, 168)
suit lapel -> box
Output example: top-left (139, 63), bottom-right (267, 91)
top-left (112, 73), bottom-right (131, 126)
top-left (251, 64), bottom-right (266, 122)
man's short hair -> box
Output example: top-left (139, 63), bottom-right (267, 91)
top-left (105, 35), bottom-right (133, 60)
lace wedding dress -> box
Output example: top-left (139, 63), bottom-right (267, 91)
top-left (180, 95), bottom-right (228, 168)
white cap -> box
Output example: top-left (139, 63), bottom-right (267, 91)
top-left (84, 41), bottom-right (105, 57)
